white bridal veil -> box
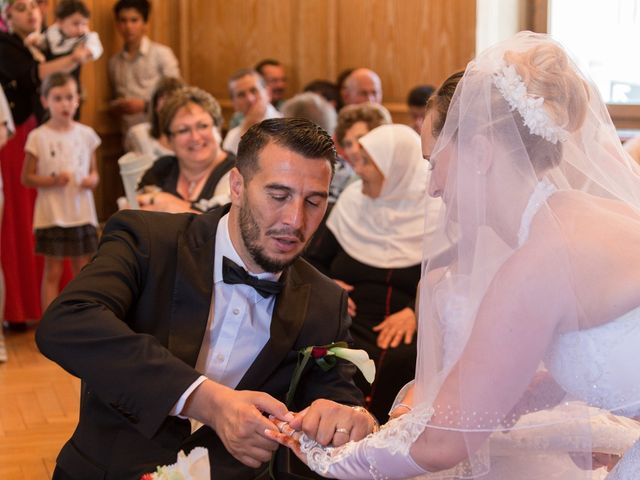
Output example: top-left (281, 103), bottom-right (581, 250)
top-left (412, 30), bottom-right (640, 478)
top-left (295, 31), bottom-right (640, 479)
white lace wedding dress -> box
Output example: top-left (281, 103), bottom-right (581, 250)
top-left (298, 179), bottom-right (640, 479)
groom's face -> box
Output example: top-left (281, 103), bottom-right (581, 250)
top-left (229, 141), bottom-right (331, 273)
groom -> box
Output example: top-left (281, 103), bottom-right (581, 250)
top-left (37, 118), bottom-right (374, 479)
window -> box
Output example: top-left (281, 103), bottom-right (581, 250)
top-left (546, 0), bottom-right (640, 129)
top-left (549, 0), bottom-right (640, 104)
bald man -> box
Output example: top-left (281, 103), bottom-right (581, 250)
top-left (342, 68), bottom-right (383, 106)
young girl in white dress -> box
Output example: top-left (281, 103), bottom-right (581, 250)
top-left (21, 72), bottom-right (100, 311)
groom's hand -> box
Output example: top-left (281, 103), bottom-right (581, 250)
top-left (182, 380), bottom-right (294, 468)
top-left (289, 399), bottom-right (376, 447)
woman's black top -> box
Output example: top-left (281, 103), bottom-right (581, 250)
top-left (0, 31), bottom-right (43, 125)
top-left (137, 152), bottom-right (236, 210)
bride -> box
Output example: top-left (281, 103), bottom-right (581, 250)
top-left (266, 31), bottom-right (640, 479)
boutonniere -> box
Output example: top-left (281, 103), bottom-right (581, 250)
top-left (285, 341), bottom-right (376, 407)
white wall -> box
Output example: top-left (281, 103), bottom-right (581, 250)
top-left (476, 0), bottom-right (527, 54)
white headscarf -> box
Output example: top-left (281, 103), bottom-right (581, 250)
top-left (326, 124), bottom-right (446, 269)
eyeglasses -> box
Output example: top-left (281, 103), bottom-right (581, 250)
top-left (169, 122), bottom-right (213, 139)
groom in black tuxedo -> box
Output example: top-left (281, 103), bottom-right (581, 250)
top-left (37, 118), bottom-right (374, 479)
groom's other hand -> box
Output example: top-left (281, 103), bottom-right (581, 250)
top-left (289, 399), bottom-right (378, 447)
top-left (182, 379), bottom-right (294, 468)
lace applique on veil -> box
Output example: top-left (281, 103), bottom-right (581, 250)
top-left (300, 403), bottom-right (434, 477)
top-left (517, 177), bottom-right (557, 247)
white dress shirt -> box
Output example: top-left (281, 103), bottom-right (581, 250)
top-left (172, 214), bottom-right (281, 417)
top-left (109, 36), bottom-right (180, 130)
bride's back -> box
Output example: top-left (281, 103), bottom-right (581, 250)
top-left (536, 189), bottom-right (640, 330)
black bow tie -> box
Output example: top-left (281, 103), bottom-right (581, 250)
top-left (222, 256), bottom-right (283, 298)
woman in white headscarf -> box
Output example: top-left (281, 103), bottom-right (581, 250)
top-left (270, 31), bottom-right (640, 479)
top-left (306, 123), bottom-right (447, 422)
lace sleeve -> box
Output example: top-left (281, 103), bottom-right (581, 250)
top-left (299, 404), bottom-right (433, 479)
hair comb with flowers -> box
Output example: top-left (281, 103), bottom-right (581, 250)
top-left (492, 60), bottom-right (568, 144)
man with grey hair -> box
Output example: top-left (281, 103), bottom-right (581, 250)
top-left (281, 92), bottom-right (337, 135)
top-left (341, 68), bottom-right (383, 106)
top-left (222, 69), bottom-right (281, 155)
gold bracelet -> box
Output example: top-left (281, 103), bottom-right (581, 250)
top-left (352, 405), bottom-right (380, 433)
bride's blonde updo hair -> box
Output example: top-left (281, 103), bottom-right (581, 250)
top-left (505, 44), bottom-right (589, 134)
top-left (503, 43), bottom-right (590, 171)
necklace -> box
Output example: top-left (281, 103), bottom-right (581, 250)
top-left (179, 171), bottom-right (208, 201)
top-left (187, 180), bottom-right (197, 198)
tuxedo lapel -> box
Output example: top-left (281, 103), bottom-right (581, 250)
top-left (168, 208), bottom-right (228, 366)
top-left (236, 263), bottom-right (310, 391)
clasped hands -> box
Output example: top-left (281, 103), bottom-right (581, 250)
top-left (334, 279), bottom-right (416, 349)
top-left (48, 171), bottom-right (98, 189)
top-left (182, 380), bottom-right (376, 468)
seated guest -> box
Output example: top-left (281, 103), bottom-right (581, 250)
top-left (341, 68), bottom-right (383, 106)
top-left (303, 79), bottom-right (339, 110)
top-left (136, 87), bottom-right (233, 213)
top-left (108, 0), bottom-right (180, 132)
top-left (406, 84), bottom-right (434, 133)
top-left (125, 76), bottom-right (184, 159)
top-left (222, 68), bottom-right (281, 155)
top-left (255, 58), bottom-right (287, 110)
top-left (306, 124), bottom-right (447, 422)
top-left (328, 103), bottom-right (391, 203)
top-left (281, 92), bottom-right (337, 135)
top-left (335, 103), bottom-right (391, 167)
top-left (36, 117), bottom-right (374, 480)
top-left (335, 68), bottom-right (354, 111)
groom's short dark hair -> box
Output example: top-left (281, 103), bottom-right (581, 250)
top-left (236, 118), bottom-right (336, 181)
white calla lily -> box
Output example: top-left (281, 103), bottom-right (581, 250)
top-left (329, 347), bottom-right (376, 384)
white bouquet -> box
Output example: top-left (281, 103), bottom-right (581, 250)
top-left (141, 447), bottom-right (210, 480)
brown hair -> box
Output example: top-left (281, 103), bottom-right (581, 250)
top-left (237, 117), bottom-right (336, 182)
top-left (55, 0), bottom-right (90, 19)
top-left (425, 70), bottom-right (464, 137)
top-left (334, 103), bottom-right (391, 146)
top-left (159, 87), bottom-right (222, 138)
top-left (41, 71), bottom-right (77, 97)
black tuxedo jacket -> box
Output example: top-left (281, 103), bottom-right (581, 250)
top-left (37, 206), bottom-right (363, 479)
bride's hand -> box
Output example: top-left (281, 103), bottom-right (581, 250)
top-left (389, 383), bottom-right (415, 419)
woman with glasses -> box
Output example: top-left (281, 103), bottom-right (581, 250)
top-left (136, 86), bottom-right (234, 213)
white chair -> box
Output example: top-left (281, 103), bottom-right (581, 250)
top-left (117, 152), bottom-right (154, 209)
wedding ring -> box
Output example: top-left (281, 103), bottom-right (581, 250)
top-left (335, 427), bottom-right (350, 435)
